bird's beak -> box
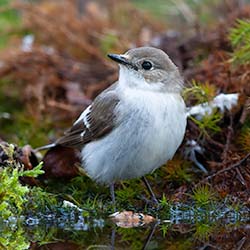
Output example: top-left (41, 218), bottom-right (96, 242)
top-left (108, 54), bottom-right (128, 64)
top-left (108, 53), bottom-right (138, 71)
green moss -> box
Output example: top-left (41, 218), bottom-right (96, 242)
top-left (192, 184), bottom-right (217, 208)
top-left (0, 226), bottom-right (30, 250)
top-left (0, 0), bottom-right (21, 49)
top-left (132, 0), bottom-right (221, 27)
top-left (100, 33), bottom-right (119, 55)
top-left (163, 158), bottom-right (193, 184)
top-left (0, 143), bottom-right (59, 219)
top-left (183, 80), bottom-right (216, 104)
top-left (183, 81), bottom-right (223, 138)
top-left (0, 146), bottom-right (45, 219)
top-left (189, 111), bottom-right (222, 138)
top-left (229, 19), bottom-right (250, 64)
top-left (117, 227), bottom-right (150, 249)
top-left (116, 179), bottom-right (144, 205)
top-left (0, 79), bottom-right (54, 147)
top-left (44, 176), bottom-right (111, 216)
top-left (194, 222), bottom-right (216, 241)
top-left (238, 125), bottom-right (250, 152)
top-left (165, 238), bottom-right (193, 250)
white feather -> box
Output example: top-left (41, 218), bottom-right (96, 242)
top-left (81, 67), bottom-right (186, 184)
top-left (74, 105), bottom-right (91, 128)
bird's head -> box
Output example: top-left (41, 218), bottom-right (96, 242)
top-left (108, 47), bottom-right (183, 93)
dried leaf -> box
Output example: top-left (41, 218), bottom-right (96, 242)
top-left (110, 211), bottom-right (155, 228)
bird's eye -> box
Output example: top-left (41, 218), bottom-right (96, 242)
top-left (141, 61), bottom-right (153, 70)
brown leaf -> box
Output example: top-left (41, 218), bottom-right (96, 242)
top-left (109, 211), bottom-right (155, 228)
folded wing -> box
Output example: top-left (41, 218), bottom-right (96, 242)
top-left (56, 85), bottom-right (120, 149)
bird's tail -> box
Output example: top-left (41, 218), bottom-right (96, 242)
top-left (34, 143), bottom-right (56, 152)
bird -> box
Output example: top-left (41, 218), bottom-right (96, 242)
top-left (40, 47), bottom-right (187, 205)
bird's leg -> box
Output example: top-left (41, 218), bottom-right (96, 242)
top-left (142, 176), bottom-right (158, 205)
top-left (110, 227), bottom-right (116, 250)
top-left (109, 183), bottom-right (116, 211)
top-left (142, 221), bottom-right (158, 250)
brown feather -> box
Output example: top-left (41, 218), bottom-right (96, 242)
top-left (56, 83), bottom-right (120, 149)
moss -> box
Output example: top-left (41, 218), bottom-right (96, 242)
top-left (0, 79), bottom-right (54, 147)
top-left (0, 226), bottom-right (30, 250)
top-left (132, 0), bottom-right (222, 27)
top-left (192, 184), bottom-right (217, 208)
top-left (183, 80), bottom-right (217, 104)
top-left (0, 143), bottom-right (58, 219)
top-left (229, 19), bottom-right (250, 64)
top-left (189, 110), bottom-right (222, 138)
top-left (0, 0), bottom-right (21, 49)
top-left (163, 157), bottom-right (193, 184)
top-left (117, 227), bottom-right (151, 249)
top-left (99, 33), bottom-right (119, 55)
top-left (0, 158), bottom-right (45, 218)
top-left (238, 126), bottom-right (250, 152)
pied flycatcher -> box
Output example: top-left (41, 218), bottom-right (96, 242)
top-left (48, 47), bottom-right (187, 204)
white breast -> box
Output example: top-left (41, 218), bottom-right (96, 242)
top-left (82, 88), bottom-right (186, 185)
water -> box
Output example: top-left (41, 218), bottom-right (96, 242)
top-left (1, 209), bottom-right (250, 250)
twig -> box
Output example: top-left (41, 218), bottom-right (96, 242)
top-left (142, 222), bottom-right (159, 250)
top-left (199, 152), bottom-right (250, 183)
top-left (206, 136), bottom-right (224, 150)
top-left (235, 167), bottom-right (246, 186)
top-left (222, 112), bottom-right (234, 162)
top-left (236, 236), bottom-right (246, 250)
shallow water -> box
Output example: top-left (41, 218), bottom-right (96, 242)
top-left (1, 210), bottom-right (250, 250)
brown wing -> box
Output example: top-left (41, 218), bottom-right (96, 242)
top-left (56, 85), bottom-right (120, 149)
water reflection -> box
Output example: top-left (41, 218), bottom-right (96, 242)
top-left (1, 215), bottom-right (250, 250)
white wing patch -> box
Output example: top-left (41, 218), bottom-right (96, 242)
top-left (74, 105), bottom-right (91, 129)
